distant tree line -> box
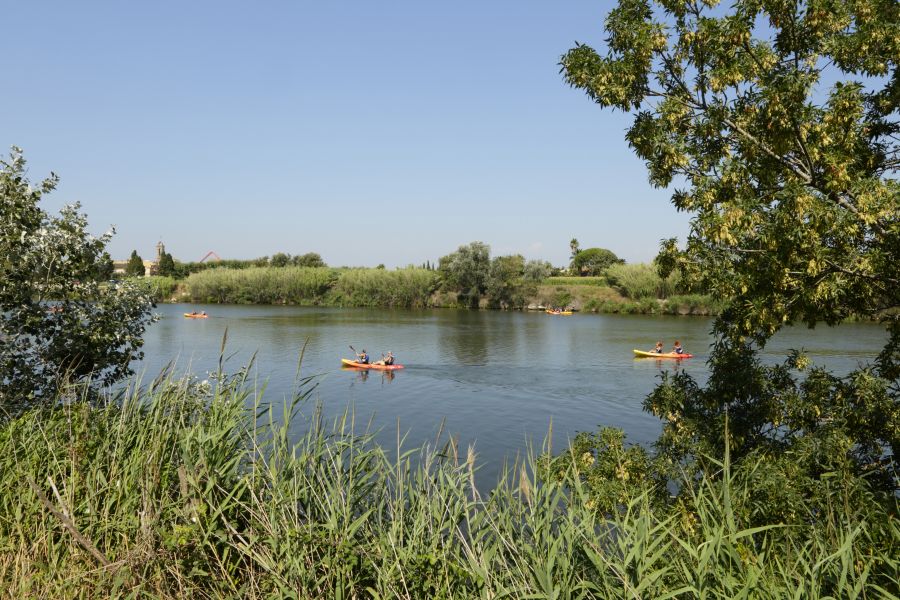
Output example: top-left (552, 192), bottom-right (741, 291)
top-left (120, 250), bottom-right (328, 279)
top-left (437, 241), bottom-right (553, 308)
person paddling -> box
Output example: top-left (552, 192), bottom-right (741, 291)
top-left (356, 349), bottom-right (370, 364)
top-left (672, 340), bottom-right (685, 354)
top-left (650, 341), bottom-right (664, 354)
top-left (373, 351), bottom-right (394, 366)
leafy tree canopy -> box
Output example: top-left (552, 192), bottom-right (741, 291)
top-left (0, 148), bottom-right (156, 413)
top-left (125, 250), bottom-right (145, 277)
top-left (292, 252), bottom-right (326, 268)
top-left (569, 238), bottom-right (581, 259)
top-left (96, 251), bottom-right (114, 281)
top-left (562, 0), bottom-right (899, 499)
top-left (570, 247), bottom-right (624, 276)
top-left (157, 252), bottom-right (176, 277)
top-left (270, 252), bottom-right (290, 268)
top-left (438, 242), bottom-right (491, 301)
top-left (486, 254), bottom-right (527, 308)
top-left (523, 259), bottom-right (553, 282)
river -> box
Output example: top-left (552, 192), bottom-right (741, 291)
top-left (137, 304), bottom-right (885, 483)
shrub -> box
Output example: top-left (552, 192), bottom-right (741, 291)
top-left (604, 262), bottom-right (676, 299)
top-left (0, 148), bottom-right (155, 412)
top-left (131, 276), bottom-right (178, 302)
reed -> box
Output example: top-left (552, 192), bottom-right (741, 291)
top-left (604, 262), bottom-right (677, 299)
top-left (663, 293), bottom-right (726, 315)
top-left (129, 275), bottom-right (178, 302)
top-left (184, 266), bottom-right (338, 304)
top-left (181, 266), bottom-right (439, 308)
top-left (545, 276), bottom-right (608, 287)
top-left (327, 267), bottom-right (440, 308)
top-left (1, 368), bottom-right (895, 598)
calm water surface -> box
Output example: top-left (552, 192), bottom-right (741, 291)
top-left (137, 304), bottom-right (885, 483)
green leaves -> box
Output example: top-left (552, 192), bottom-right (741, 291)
top-left (564, 0), bottom-right (899, 497)
top-left (0, 148), bottom-right (156, 412)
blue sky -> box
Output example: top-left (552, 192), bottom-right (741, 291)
top-left (3, 0), bottom-right (691, 268)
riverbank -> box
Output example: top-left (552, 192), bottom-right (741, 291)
top-left (134, 267), bottom-right (724, 316)
top-left (1, 371), bottom-right (893, 598)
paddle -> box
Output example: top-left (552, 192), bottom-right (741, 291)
top-left (349, 345), bottom-right (363, 363)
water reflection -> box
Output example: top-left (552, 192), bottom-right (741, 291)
top-left (341, 366), bottom-right (396, 386)
top-left (439, 311), bottom-right (491, 365)
top-left (137, 305), bottom-right (886, 487)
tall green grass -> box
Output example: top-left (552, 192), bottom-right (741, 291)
top-left (129, 275), bottom-right (178, 302)
top-left (185, 266), bottom-right (339, 304)
top-left (182, 266), bottom-right (438, 308)
top-left (604, 262), bottom-right (677, 299)
top-left (1, 369), bottom-right (896, 598)
top-left (663, 293), bottom-right (727, 315)
top-left (328, 267), bottom-right (439, 308)
top-left (545, 276), bottom-right (608, 287)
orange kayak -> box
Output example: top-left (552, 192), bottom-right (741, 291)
top-left (341, 358), bottom-right (404, 371)
top-left (184, 313), bottom-right (208, 319)
top-left (545, 310), bottom-right (573, 315)
top-left (633, 349), bottom-right (693, 359)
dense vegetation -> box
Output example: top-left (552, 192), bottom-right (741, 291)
top-left (163, 256), bottom-right (719, 314)
top-left (1, 373), bottom-right (895, 598)
top-left (0, 149), bottom-right (155, 414)
top-left (4, 0), bottom-right (897, 594)
top-left (181, 266), bottom-right (440, 308)
top-left (562, 0), bottom-right (899, 567)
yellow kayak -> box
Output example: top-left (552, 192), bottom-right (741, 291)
top-left (341, 358), bottom-right (404, 371)
top-left (545, 310), bottom-right (573, 315)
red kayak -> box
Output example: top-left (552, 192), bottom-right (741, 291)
top-left (341, 358), bottom-right (405, 371)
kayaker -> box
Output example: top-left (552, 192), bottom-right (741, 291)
top-left (673, 341), bottom-right (685, 354)
top-left (651, 341), bottom-right (664, 353)
top-left (374, 351), bottom-right (394, 366)
top-left (356, 349), bottom-right (369, 364)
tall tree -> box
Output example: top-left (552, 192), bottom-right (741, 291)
top-left (157, 252), bottom-right (176, 277)
top-left (438, 242), bottom-right (491, 307)
top-left (562, 0), bottom-right (899, 495)
top-left (523, 259), bottom-right (553, 282)
top-left (125, 250), bottom-right (145, 277)
top-left (96, 251), bottom-right (114, 280)
top-left (569, 238), bottom-right (581, 260)
top-left (0, 148), bottom-right (156, 412)
top-left (570, 247), bottom-right (623, 276)
top-left (486, 254), bottom-right (527, 308)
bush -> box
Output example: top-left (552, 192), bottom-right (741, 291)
top-left (663, 294), bottom-right (725, 315)
top-left (0, 148), bottom-right (155, 412)
top-left (604, 262), bottom-right (676, 299)
top-left (131, 276), bottom-right (178, 302)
